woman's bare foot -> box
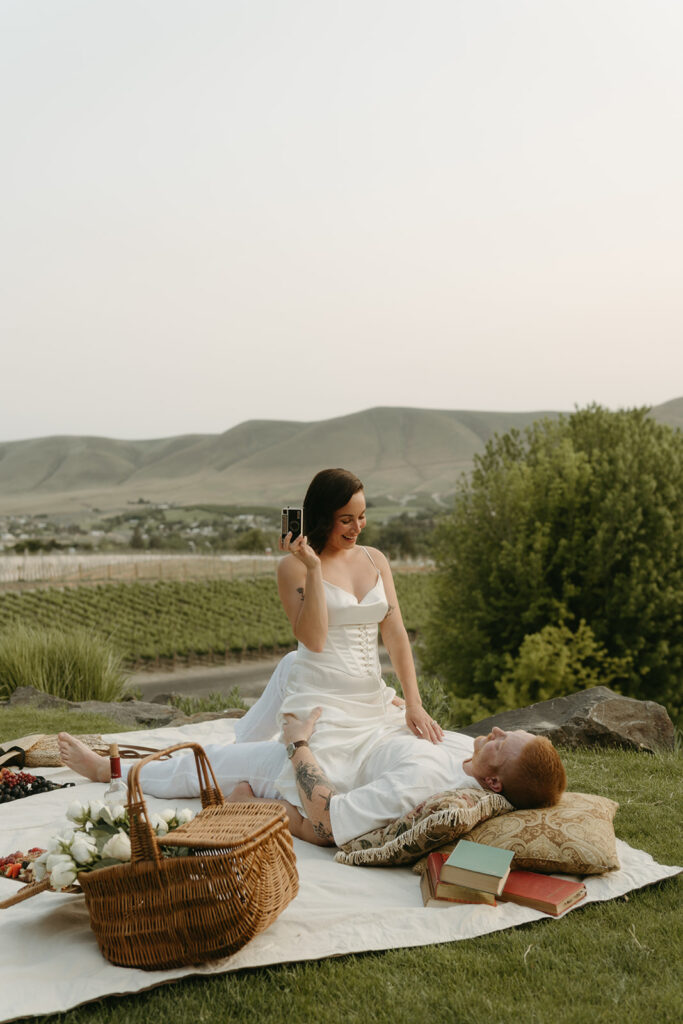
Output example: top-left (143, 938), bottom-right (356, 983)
top-left (226, 781), bottom-right (255, 802)
top-left (57, 733), bottom-right (111, 783)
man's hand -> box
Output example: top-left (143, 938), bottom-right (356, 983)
top-left (282, 706), bottom-right (322, 747)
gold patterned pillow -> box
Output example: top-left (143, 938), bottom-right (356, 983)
top-left (413, 792), bottom-right (620, 877)
top-left (334, 788), bottom-right (513, 867)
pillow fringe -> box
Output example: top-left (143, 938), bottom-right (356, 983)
top-left (334, 792), bottom-right (512, 866)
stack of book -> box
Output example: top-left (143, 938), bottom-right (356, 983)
top-left (420, 839), bottom-right (586, 916)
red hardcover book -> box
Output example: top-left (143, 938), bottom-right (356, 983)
top-left (499, 870), bottom-right (587, 916)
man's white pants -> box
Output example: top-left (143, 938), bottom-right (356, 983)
top-left (123, 653), bottom-right (298, 800)
top-left (121, 741), bottom-right (289, 802)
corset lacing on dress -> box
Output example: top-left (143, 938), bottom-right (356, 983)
top-left (274, 548), bottom-right (399, 802)
top-left (358, 623), bottom-right (374, 674)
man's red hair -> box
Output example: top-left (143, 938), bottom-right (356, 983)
top-left (501, 735), bottom-right (566, 809)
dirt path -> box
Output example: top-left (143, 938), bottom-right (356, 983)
top-left (129, 650), bottom-right (396, 703)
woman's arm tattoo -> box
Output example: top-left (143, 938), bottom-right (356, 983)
top-left (296, 586), bottom-right (305, 602)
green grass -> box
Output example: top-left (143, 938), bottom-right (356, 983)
top-left (0, 706), bottom-right (680, 1024)
top-left (0, 708), bottom-right (148, 742)
top-left (0, 695), bottom-right (248, 743)
top-left (0, 623), bottom-right (129, 702)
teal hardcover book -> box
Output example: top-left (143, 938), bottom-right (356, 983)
top-left (440, 840), bottom-right (515, 895)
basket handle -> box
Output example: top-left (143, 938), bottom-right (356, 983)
top-left (0, 877), bottom-right (52, 909)
top-left (126, 742), bottom-right (225, 865)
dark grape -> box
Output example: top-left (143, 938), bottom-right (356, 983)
top-left (0, 767), bottom-right (72, 801)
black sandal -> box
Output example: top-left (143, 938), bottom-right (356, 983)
top-left (0, 746), bottom-right (26, 769)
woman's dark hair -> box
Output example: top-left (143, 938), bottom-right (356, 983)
top-left (303, 468), bottom-right (364, 553)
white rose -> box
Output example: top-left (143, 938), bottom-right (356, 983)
top-left (177, 808), bottom-right (194, 825)
top-left (87, 799), bottom-right (106, 822)
top-left (46, 852), bottom-right (74, 873)
top-left (32, 852), bottom-right (49, 882)
top-left (96, 804), bottom-right (116, 826)
top-left (70, 833), bottom-right (97, 865)
top-left (160, 808), bottom-right (176, 824)
top-left (66, 801), bottom-right (88, 825)
top-left (46, 830), bottom-right (72, 855)
top-left (149, 813), bottom-right (169, 836)
top-left (107, 804), bottom-right (127, 824)
top-left (101, 831), bottom-right (132, 862)
top-left (50, 858), bottom-right (78, 891)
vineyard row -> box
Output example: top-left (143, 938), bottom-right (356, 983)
top-left (0, 574), bottom-right (433, 667)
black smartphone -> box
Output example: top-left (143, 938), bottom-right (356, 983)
top-left (281, 507), bottom-right (303, 543)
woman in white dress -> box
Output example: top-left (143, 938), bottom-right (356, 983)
top-left (234, 468), bottom-right (444, 802)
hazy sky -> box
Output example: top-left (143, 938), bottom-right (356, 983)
top-left (2, 1), bottom-right (681, 443)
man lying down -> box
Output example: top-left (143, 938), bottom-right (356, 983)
top-left (57, 710), bottom-right (566, 849)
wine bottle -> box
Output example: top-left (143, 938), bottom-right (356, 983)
top-left (103, 743), bottom-right (127, 808)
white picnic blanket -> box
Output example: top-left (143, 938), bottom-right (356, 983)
top-left (0, 719), bottom-right (680, 1023)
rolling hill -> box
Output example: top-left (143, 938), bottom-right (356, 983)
top-left (0, 400), bottom-right (679, 515)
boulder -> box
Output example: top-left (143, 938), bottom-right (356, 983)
top-left (3, 686), bottom-right (246, 728)
top-left (4, 687), bottom-right (66, 710)
top-left (75, 699), bottom-right (187, 728)
top-left (458, 686), bottom-right (675, 752)
top-left (4, 686), bottom-right (189, 727)
top-left (148, 692), bottom-right (184, 706)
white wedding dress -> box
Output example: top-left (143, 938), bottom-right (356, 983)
top-left (234, 548), bottom-right (408, 804)
top-left (124, 548), bottom-right (479, 843)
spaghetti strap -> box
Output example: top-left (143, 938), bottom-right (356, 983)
top-left (361, 546), bottom-right (379, 571)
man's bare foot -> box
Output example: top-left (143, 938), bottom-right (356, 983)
top-left (226, 781), bottom-right (255, 802)
top-left (57, 733), bottom-right (111, 783)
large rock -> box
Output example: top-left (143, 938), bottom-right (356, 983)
top-left (458, 686), bottom-right (675, 752)
top-left (5, 686), bottom-right (189, 727)
top-left (3, 686), bottom-right (245, 729)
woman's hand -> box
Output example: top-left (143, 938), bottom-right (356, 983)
top-left (405, 704), bottom-right (445, 744)
top-left (279, 532), bottom-right (321, 571)
top-left (277, 538), bottom-right (327, 651)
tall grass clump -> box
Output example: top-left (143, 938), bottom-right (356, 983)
top-left (0, 623), bottom-right (129, 703)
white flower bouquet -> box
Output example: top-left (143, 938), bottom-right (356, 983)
top-left (33, 799), bottom-right (196, 891)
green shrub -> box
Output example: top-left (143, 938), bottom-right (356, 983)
top-left (0, 623), bottom-right (129, 703)
top-left (420, 406), bottom-right (683, 718)
top-left (494, 620), bottom-right (632, 710)
top-left (167, 687), bottom-right (248, 716)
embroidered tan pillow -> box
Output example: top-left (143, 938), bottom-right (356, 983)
top-left (334, 788), bottom-right (513, 867)
top-left (413, 792), bottom-right (620, 877)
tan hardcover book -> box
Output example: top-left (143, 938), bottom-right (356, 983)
top-left (425, 852), bottom-right (497, 904)
top-left (421, 855), bottom-right (497, 907)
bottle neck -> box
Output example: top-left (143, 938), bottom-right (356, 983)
top-left (109, 756), bottom-right (122, 780)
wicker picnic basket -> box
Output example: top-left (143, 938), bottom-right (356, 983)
top-left (78, 742), bottom-right (299, 969)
